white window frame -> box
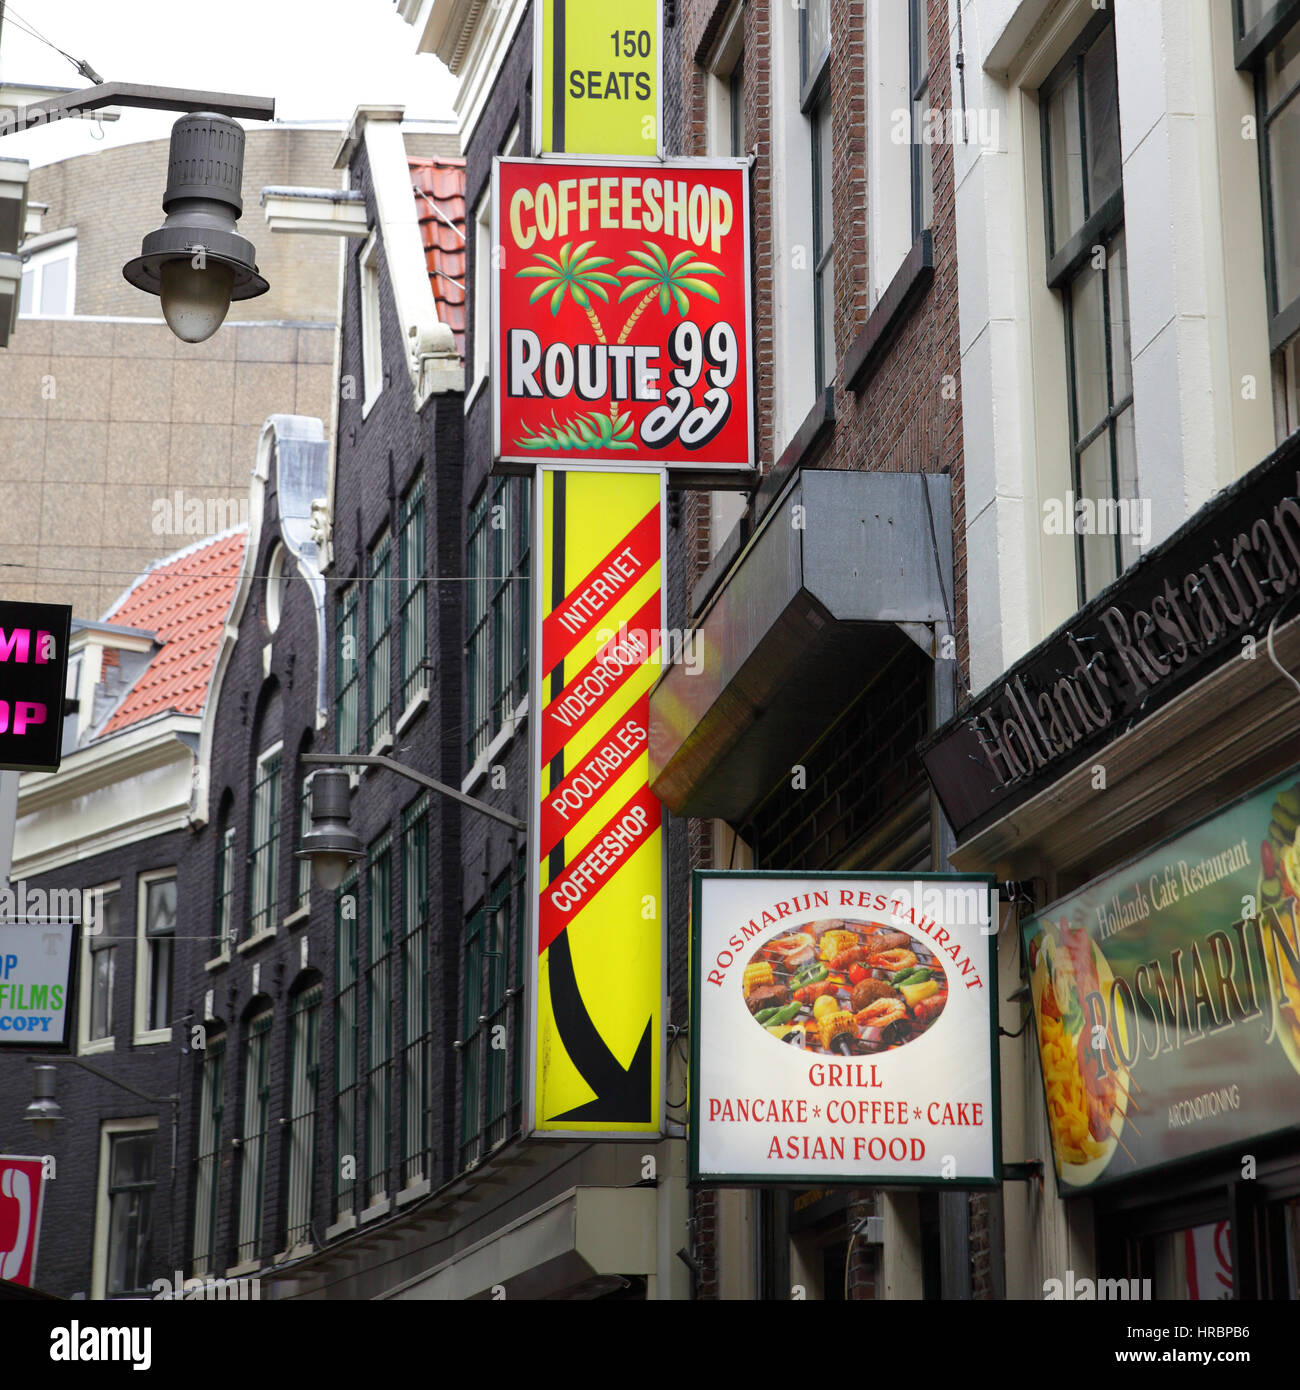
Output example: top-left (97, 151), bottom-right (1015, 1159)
top-left (705, 2), bottom-right (746, 157)
top-left (360, 230), bottom-right (383, 417)
top-left (78, 880), bottom-right (120, 1057)
top-left (243, 740), bottom-right (284, 951)
top-left (134, 869), bottom-right (177, 1046)
top-left (18, 237), bottom-right (76, 317)
top-left (471, 188), bottom-right (492, 404)
top-left (91, 1116), bottom-right (158, 1300)
top-left (866, 0), bottom-right (915, 312)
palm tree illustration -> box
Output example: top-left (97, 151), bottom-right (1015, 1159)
top-left (615, 242), bottom-right (723, 342)
top-left (516, 240), bottom-right (621, 419)
top-left (516, 240), bottom-right (619, 343)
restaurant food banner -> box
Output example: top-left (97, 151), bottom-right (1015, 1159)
top-left (1023, 762), bottom-right (1300, 1192)
top-left (528, 465), bottom-right (666, 1137)
top-left (691, 872), bottom-right (1000, 1186)
top-left (492, 157), bottom-right (754, 476)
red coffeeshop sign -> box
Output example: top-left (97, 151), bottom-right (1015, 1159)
top-left (492, 157), bottom-right (754, 473)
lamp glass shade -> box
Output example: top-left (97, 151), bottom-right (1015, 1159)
top-left (311, 851), bottom-right (353, 891)
top-left (159, 257), bottom-right (235, 343)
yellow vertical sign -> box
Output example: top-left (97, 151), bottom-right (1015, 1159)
top-left (534, 0), bottom-right (662, 157)
top-left (528, 466), bottom-right (666, 1136)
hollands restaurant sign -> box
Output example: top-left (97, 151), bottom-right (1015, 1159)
top-left (922, 441), bottom-right (1300, 839)
top-left (1023, 761), bottom-right (1300, 1193)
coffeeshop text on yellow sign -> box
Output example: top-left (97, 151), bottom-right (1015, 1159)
top-left (534, 0), bottom-right (662, 157)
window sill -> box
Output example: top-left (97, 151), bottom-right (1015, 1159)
top-left (461, 696), bottom-right (529, 794)
top-left (282, 904), bottom-right (311, 931)
top-left (363, 732), bottom-right (395, 775)
top-left (204, 949), bottom-right (231, 973)
top-left (133, 1027), bottom-right (172, 1047)
top-left (79, 1036), bottom-right (115, 1057)
top-left (843, 229), bottom-right (934, 395)
top-left (395, 688), bottom-right (430, 736)
top-left (395, 1177), bottom-right (430, 1207)
top-left (360, 1196), bottom-right (391, 1223)
top-left (236, 926), bottom-right (277, 956)
top-left (224, 1259), bottom-right (261, 1280)
top-left (325, 1213), bottom-right (357, 1241)
top-left (273, 1240), bottom-right (314, 1264)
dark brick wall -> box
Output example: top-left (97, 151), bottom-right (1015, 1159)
top-left (675, 0), bottom-right (978, 1301)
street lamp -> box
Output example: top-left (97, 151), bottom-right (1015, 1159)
top-left (296, 754), bottom-right (525, 889)
top-left (296, 768), bottom-right (363, 890)
top-left (122, 112), bottom-right (268, 342)
top-left (22, 1065), bottom-right (63, 1146)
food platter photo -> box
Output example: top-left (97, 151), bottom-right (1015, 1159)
top-left (742, 917), bottom-right (949, 1056)
top-left (1258, 779), bottom-right (1300, 1078)
top-left (1027, 921), bottom-right (1133, 1188)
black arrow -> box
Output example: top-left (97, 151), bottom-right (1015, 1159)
top-left (546, 927), bottom-right (654, 1124)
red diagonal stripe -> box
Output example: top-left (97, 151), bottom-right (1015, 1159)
top-left (542, 504), bottom-right (660, 677)
top-left (538, 780), bottom-right (661, 955)
top-left (539, 696), bottom-right (649, 859)
top-left (539, 592), bottom-right (661, 766)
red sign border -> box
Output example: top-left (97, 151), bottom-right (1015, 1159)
top-left (491, 155), bottom-right (756, 478)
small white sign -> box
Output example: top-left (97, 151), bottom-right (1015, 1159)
top-left (691, 873), bottom-right (1000, 1186)
top-left (0, 919), bottom-right (75, 1047)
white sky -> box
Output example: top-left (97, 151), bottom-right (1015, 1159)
top-left (0, 0), bottom-right (458, 166)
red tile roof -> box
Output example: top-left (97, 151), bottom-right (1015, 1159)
top-left (98, 528), bottom-right (247, 736)
top-left (411, 155), bottom-right (467, 359)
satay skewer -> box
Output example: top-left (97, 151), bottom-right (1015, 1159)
top-left (1108, 1124), bottom-right (1136, 1165)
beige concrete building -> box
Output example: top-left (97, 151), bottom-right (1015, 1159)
top-left (0, 127), bottom-right (348, 617)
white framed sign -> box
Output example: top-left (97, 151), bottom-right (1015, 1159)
top-left (690, 872), bottom-right (1001, 1186)
top-left (0, 918), bottom-right (77, 1051)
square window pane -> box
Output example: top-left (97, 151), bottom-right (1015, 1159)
top-left (148, 937), bottom-right (172, 1031)
top-left (1269, 92), bottom-right (1300, 311)
top-left (1083, 25), bottom-right (1122, 212)
top-left (1078, 433), bottom-right (1120, 597)
top-left (1069, 260), bottom-right (1109, 437)
top-left (1242, 0), bottom-right (1270, 36)
top-left (1114, 404), bottom-right (1142, 568)
top-left (1107, 230), bottom-right (1132, 402)
top-left (19, 270), bottom-right (33, 315)
top-left (91, 946), bottom-right (115, 1039)
top-left (39, 257), bottom-right (69, 316)
top-left (146, 878), bottom-right (176, 936)
top-left (912, 0), bottom-right (930, 93)
top-left (1266, 22), bottom-right (1300, 109)
top-left (803, 0), bottom-right (830, 82)
top-left (1048, 71), bottom-right (1085, 252)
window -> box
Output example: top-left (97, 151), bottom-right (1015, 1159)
top-left (467, 490), bottom-right (492, 765)
top-left (360, 231), bottom-right (383, 412)
top-left (466, 477), bottom-right (530, 768)
top-left (1041, 14), bottom-right (1135, 602)
top-left (729, 58), bottom-right (747, 157)
top-left (135, 872), bottom-right (176, 1042)
top-left (801, 0), bottom-right (834, 395)
top-left (82, 887), bottom-right (118, 1050)
top-left (18, 238), bottom-right (76, 317)
top-left (335, 582), bottom-right (361, 756)
top-left (191, 1032), bottom-right (225, 1276)
top-left (1237, 0), bottom-right (1300, 436)
top-left (248, 746), bottom-right (282, 940)
top-left (368, 533), bottom-right (393, 748)
top-left (266, 544), bottom-right (290, 633)
top-left (400, 799), bottom-right (430, 1186)
top-left (334, 873), bottom-right (359, 1218)
top-left (909, 0), bottom-right (934, 239)
top-left (235, 1010), bottom-right (273, 1267)
top-left (365, 836), bottom-right (392, 1204)
top-left (398, 475), bottom-right (428, 712)
top-left (296, 774), bottom-right (313, 913)
top-left (214, 823), bottom-right (235, 958)
top-left (458, 855), bottom-right (526, 1168)
top-left (97, 1125), bottom-right (157, 1298)
top-left (285, 985), bottom-right (322, 1251)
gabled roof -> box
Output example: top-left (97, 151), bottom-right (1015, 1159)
top-left (98, 528), bottom-right (247, 736)
top-left (410, 155), bottom-right (466, 359)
